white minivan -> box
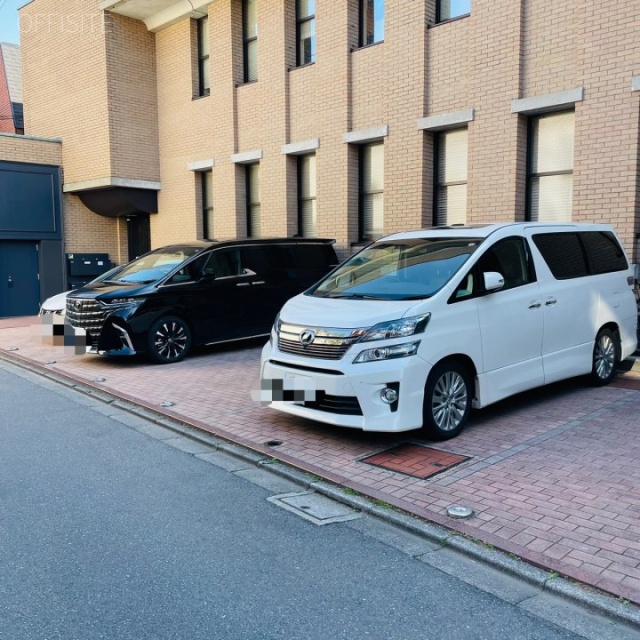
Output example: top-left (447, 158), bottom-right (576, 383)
top-left (260, 223), bottom-right (638, 439)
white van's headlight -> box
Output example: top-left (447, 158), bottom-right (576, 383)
top-left (359, 314), bottom-right (430, 342)
top-left (354, 341), bottom-right (421, 363)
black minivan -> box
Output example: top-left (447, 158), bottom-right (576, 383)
top-left (65, 238), bottom-right (338, 363)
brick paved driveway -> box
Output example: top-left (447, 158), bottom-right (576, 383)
top-left (2, 316), bottom-right (640, 606)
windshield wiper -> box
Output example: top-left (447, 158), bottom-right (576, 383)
top-left (327, 293), bottom-right (382, 299)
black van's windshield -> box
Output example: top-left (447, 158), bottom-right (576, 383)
top-left (310, 237), bottom-right (482, 300)
top-left (102, 247), bottom-right (203, 284)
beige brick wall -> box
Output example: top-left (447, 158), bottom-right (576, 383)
top-left (572, 2), bottom-right (640, 258)
top-left (62, 195), bottom-right (126, 264)
top-left (106, 14), bottom-right (160, 183)
top-left (20, 0), bottom-right (111, 183)
top-left (0, 134), bottom-right (61, 165)
top-left (18, 0), bottom-right (640, 263)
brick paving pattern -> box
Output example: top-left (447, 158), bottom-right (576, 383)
top-left (2, 316), bottom-right (640, 605)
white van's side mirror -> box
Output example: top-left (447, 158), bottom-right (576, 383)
top-left (483, 271), bottom-right (505, 292)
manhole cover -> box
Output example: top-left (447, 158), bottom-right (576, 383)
top-left (361, 443), bottom-right (471, 479)
top-left (267, 491), bottom-right (361, 525)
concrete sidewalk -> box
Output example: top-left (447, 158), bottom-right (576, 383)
top-left (2, 315), bottom-right (640, 615)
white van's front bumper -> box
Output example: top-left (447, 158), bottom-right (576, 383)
top-left (260, 341), bottom-right (431, 433)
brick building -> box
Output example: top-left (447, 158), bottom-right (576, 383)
top-left (16, 0), bottom-right (640, 271)
top-left (0, 43), bottom-right (23, 135)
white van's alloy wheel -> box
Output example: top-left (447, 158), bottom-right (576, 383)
top-left (423, 361), bottom-right (472, 440)
top-left (590, 328), bottom-right (618, 385)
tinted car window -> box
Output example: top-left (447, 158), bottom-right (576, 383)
top-left (533, 233), bottom-right (588, 279)
top-left (295, 244), bottom-right (335, 270)
top-left (203, 248), bottom-right (242, 277)
top-left (581, 231), bottom-right (628, 274)
top-left (453, 236), bottom-right (533, 300)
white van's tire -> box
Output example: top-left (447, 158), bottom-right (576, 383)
top-left (147, 316), bottom-right (192, 364)
top-left (422, 360), bottom-right (472, 440)
top-left (589, 328), bottom-right (619, 386)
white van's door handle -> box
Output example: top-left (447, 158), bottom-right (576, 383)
top-left (545, 298), bottom-right (557, 306)
top-left (528, 301), bottom-right (542, 309)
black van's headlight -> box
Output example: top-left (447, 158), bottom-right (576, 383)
top-left (99, 298), bottom-right (145, 311)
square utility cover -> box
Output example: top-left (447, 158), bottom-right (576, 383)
top-left (268, 491), bottom-right (361, 525)
top-left (361, 443), bottom-right (470, 480)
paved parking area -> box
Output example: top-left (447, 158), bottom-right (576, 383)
top-left (2, 316), bottom-right (640, 607)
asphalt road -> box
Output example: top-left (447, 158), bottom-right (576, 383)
top-left (0, 360), bottom-right (636, 640)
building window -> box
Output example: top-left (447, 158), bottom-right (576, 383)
top-left (298, 154), bottom-right (317, 236)
top-left (360, 0), bottom-right (384, 46)
top-left (197, 16), bottom-right (210, 97)
top-left (435, 128), bottom-right (468, 225)
top-left (246, 163), bottom-right (261, 237)
top-left (296, 0), bottom-right (316, 66)
top-left (243, 0), bottom-right (258, 82)
top-left (360, 143), bottom-right (384, 241)
top-left (437, 0), bottom-right (471, 22)
top-left (202, 170), bottom-right (214, 239)
top-left (528, 111), bottom-right (574, 222)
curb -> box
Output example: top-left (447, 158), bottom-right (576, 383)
top-left (1, 349), bottom-right (640, 630)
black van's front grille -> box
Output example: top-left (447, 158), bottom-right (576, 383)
top-left (66, 298), bottom-right (106, 337)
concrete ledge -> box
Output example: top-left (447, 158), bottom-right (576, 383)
top-left (63, 177), bottom-right (161, 193)
top-left (343, 125), bottom-right (388, 144)
top-left (230, 149), bottom-right (263, 164)
top-left (0, 132), bottom-right (62, 143)
top-left (282, 139), bottom-right (319, 155)
top-left (511, 87), bottom-right (584, 114)
top-left (187, 159), bottom-right (215, 171)
top-left (417, 108), bottom-right (474, 131)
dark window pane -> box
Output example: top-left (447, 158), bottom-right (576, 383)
top-left (533, 233), bottom-right (587, 279)
top-left (581, 231), bottom-right (628, 274)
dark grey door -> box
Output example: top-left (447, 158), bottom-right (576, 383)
top-left (0, 242), bottom-right (40, 317)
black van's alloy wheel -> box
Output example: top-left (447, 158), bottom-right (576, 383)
top-left (589, 327), bottom-right (619, 386)
top-left (422, 360), bottom-right (472, 440)
top-left (147, 316), bottom-right (192, 364)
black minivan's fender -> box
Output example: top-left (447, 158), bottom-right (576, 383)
top-left (65, 238), bottom-right (339, 363)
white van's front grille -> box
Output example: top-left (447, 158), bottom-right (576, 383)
top-left (277, 322), bottom-right (364, 361)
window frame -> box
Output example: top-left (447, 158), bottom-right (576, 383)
top-left (433, 127), bottom-right (468, 226)
top-left (296, 0), bottom-right (316, 66)
top-left (526, 110), bottom-right (575, 223)
top-left (297, 154), bottom-right (317, 237)
top-left (436, 0), bottom-right (471, 24)
top-left (243, 0), bottom-right (258, 83)
top-left (359, 142), bottom-right (384, 242)
top-left (196, 15), bottom-right (210, 97)
top-left (359, 0), bottom-right (384, 47)
top-left (201, 170), bottom-right (213, 240)
top-left (246, 163), bottom-right (261, 238)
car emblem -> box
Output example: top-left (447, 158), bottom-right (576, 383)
top-left (72, 300), bottom-right (82, 312)
top-left (299, 330), bottom-right (316, 346)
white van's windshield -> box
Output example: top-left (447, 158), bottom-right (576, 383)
top-left (310, 237), bottom-right (482, 300)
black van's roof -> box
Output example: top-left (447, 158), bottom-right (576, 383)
top-left (157, 237), bottom-right (336, 252)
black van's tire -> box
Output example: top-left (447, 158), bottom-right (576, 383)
top-left (146, 316), bottom-right (192, 364)
top-left (589, 327), bottom-right (619, 386)
top-left (422, 360), bottom-right (472, 440)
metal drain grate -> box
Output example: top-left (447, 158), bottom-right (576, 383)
top-left (361, 443), bottom-right (471, 480)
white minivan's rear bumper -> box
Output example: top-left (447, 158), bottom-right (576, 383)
top-left (260, 342), bottom-right (431, 433)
